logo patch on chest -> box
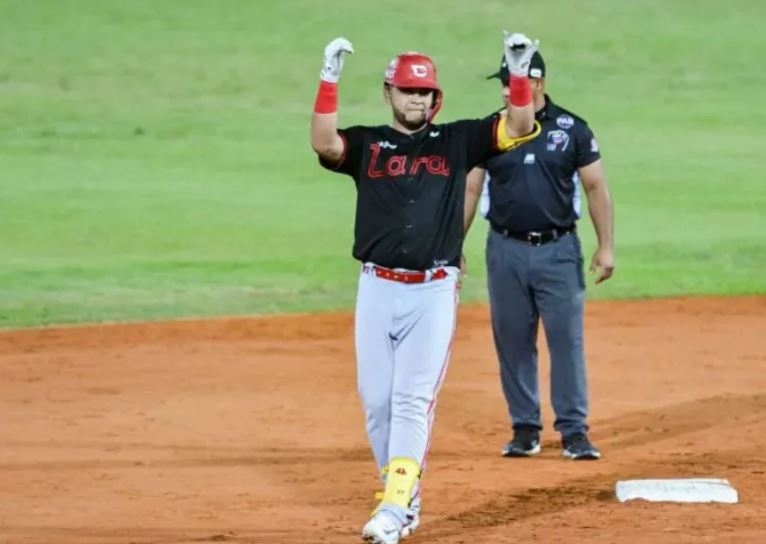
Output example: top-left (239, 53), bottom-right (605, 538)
top-left (546, 130), bottom-right (570, 152)
top-left (556, 114), bottom-right (574, 130)
top-left (523, 153), bottom-right (536, 165)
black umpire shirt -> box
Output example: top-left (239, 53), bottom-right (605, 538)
top-left (321, 116), bottom-right (506, 270)
top-left (486, 95), bottom-right (601, 232)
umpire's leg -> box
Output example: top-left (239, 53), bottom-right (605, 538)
top-left (486, 229), bottom-right (542, 430)
top-left (534, 232), bottom-right (589, 437)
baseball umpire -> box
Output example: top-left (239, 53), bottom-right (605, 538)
top-left (464, 49), bottom-right (615, 461)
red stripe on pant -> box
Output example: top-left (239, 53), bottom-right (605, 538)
top-left (420, 281), bottom-right (460, 472)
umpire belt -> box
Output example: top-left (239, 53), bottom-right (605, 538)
top-left (491, 223), bottom-right (576, 246)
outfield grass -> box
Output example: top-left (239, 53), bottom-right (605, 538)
top-left (1, 0), bottom-right (764, 328)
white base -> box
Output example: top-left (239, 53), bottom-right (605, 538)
top-left (615, 478), bottom-right (738, 504)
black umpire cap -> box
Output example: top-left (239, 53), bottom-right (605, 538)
top-left (486, 51), bottom-right (546, 82)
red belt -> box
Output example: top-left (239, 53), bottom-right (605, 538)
top-left (364, 264), bottom-right (449, 284)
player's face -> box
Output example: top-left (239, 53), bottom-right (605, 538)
top-left (385, 85), bottom-right (434, 130)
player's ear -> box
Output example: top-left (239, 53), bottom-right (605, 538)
top-left (383, 83), bottom-right (392, 106)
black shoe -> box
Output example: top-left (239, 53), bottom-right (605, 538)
top-left (562, 433), bottom-right (601, 460)
top-left (502, 427), bottom-right (541, 457)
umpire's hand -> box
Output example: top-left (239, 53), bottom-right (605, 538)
top-left (590, 247), bottom-right (615, 284)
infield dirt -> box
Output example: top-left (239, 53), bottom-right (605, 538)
top-left (1, 296), bottom-right (765, 543)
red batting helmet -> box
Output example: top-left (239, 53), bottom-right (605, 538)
top-left (384, 52), bottom-right (443, 122)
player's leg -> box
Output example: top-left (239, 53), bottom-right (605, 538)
top-left (388, 272), bottom-right (459, 466)
top-left (372, 269), bottom-right (459, 529)
top-left (487, 229), bottom-right (543, 436)
top-left (355, 266), bottom-right (397, 472)
top-left (534, 234), bottom-right (591, 441)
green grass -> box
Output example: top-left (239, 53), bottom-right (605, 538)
top-left (1, 0), bottom-right (764, 328)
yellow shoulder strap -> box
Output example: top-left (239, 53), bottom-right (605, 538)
top-left (496, 118), bottom-right (541, 151)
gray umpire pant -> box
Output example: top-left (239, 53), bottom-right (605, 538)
top-left (486, 228), bottom-right (589, 438)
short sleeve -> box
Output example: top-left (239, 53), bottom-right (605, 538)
top-left (318, 125), bottom-right (366, 177)
top-left (575, 123), bottom-right (601, 168)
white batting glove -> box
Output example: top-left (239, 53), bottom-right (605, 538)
top-left (503, 31), bottom-right (539, 78)
top-left (320, 37), bottom-right (354, 83)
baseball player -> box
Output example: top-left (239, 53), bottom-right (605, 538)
top-left (311, 32), bottom-right (540, 544)
top-left (464, 49), bottom-right (615, 461)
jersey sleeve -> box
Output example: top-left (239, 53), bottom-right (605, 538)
top-left (574, 123), bottom-right (601, 168)
top-left (318, 125), bottom-right (366, 177)
top-left (448, 116), bottom-right (495, 169)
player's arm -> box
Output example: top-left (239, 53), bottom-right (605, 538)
top-left (500, 32), bottom-right (538, 141)
top-left (579, 159), bottom-right (615, 284)
top-left (464, 167), bottom-right (485, 235)
top-left (310, 38), bottom-right (354, 164)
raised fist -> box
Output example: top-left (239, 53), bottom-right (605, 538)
top-left (503, 31), bottom-right (539, 78)
top-left (320, 37), bottom-right (354, 83)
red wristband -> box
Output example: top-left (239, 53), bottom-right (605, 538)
top-left (508, 75), bottom-right (532, 107)
top-left (314, 80), bottom-right (338, 114)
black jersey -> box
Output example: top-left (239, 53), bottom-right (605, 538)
top-left (486, 96), bottom-right (601, 232)
top-left (321, 116), bottom-right (531, 270)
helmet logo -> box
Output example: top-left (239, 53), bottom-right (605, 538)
top-left (410, 64), bottom-right (428, 78)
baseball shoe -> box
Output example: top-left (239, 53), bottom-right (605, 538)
top-left (400, 496), bottom-right (420, 539)
top-left (562, 432), bottom-right (601, 460)
top-left (362, 510), bottom-right (403, 544)
top-left (502, 426), bottom-right (541, 457)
